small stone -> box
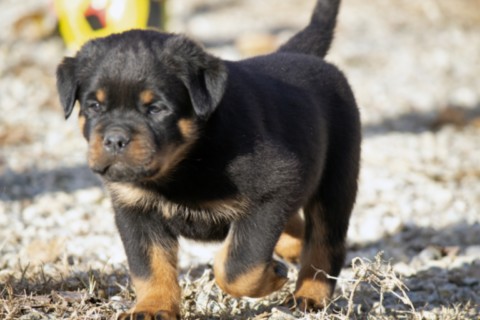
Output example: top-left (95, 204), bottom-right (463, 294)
top-left (450, 87), bottom-right (477, 107)
top-left (442, 246), bottom-right (460, 258)
top-left (454, 287), bottom-right (478, 303)
top-left (75, 188), bottom-right (104, 204)
top-left (420, 246), bottom-right (443, 260)
top-left (407, 291), bottom-right (432, 305)
top-left (438, 283), bottom-right (458, 299)
top-left (420, 310), bottom-right (437, 320)
top-left (463, 277), bottom-right (479, 286)
top-left (269, 307), bottom-right (297, 320)
top-left (431, 106), bottom-right (466, 130)
top-left (358, 215), bottom-right (383, 242)
top-left (382, 216), bottom-right (403, 234)
top-left (465, 245), bottom-right (480, 257)
top-left (393, 262), bottom-right (414, 276)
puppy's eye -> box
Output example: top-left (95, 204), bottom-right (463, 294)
top-left (147, 103), bottom-right (168, 115)
top-left (88, 102), bottom-right (102, 113)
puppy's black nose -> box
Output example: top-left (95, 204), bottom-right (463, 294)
top-left (103, 129), bottom-right (130, 154)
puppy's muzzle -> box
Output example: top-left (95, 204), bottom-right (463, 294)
top-left (103, 127), bottom-right (131, 154)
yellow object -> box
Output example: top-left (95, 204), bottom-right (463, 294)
top-left (54, 0), bottom-right (164, 51)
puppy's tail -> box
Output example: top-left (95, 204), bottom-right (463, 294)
top-left (278, 0), bottom-right (341, 58)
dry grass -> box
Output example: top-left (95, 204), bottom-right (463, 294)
top-left (1, 252), bottom-right (475, 319)
top-left (0, 261), bottom-right (129, 319)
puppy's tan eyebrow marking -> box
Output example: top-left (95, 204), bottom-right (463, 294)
top-left (140, 90), bottom-right (155, 105)
top-left (177, 118), bottom-right (197, 140)
top-left (96, 89), bottom-right (106, 103)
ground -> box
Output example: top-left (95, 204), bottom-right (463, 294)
top-left (0, 0), bottom-right (479, 319)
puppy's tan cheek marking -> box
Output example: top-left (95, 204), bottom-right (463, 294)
top-left (140, 90), bottom-right (155, 105)
top-left (125, 134), bottom-right (155, 166)
top-left (131, 245), bottom-right (181, 315)
top-left (87, 129), bottom-right (104, 168)
top-left (147, 120), bottom-right (199, 180)
top-left (95, 89), bottom-right (106, 103)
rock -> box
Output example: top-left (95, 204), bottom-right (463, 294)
top-left (74, 188), bottom-right (104, 205)
top-left (269, 307), bottom-right (297, 320)
top-left (437, 283), bottom-right (458, 299)
top-left (411, 246), bottom-right (443, 268)
top-left (393, 262), bottom-right (415, 276)
top-left (465, 245), bottom-right (480, 257)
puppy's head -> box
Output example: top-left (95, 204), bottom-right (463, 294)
top-left (56, 30), bottom-right (227, 182)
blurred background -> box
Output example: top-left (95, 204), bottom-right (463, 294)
top-left (0, 0), bottom-right (479, 317)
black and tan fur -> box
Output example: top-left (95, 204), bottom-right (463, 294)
top-left (56, 0), bottom-right (360, 318)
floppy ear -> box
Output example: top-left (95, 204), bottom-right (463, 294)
top-left (56, 57), bottom-right (78, 119)
top-left (162, 35), bottom-right (227, 120)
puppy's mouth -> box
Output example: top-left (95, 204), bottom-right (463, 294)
top-left (92, 161), bottom-right (159, 182)
top-left (87, 131), bottom-right (161, 182)
top-left (89, 155), bottom-right (160, 182)
top-left (88, 143), bottom-right (189, 183)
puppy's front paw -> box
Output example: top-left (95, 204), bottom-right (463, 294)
top-left (117, 310), bottom-right (178, 320)
top-left (215, 259), bottom-right (288, 298)
top-left (294, 278), bottom-right (332, 310)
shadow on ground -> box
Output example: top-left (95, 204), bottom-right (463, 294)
top-left (0, 165), bottom-right (102, 202)
top-left (363, 103), bottom-right (480, 137)
top-left (2, 102), bottom-right (479, 202)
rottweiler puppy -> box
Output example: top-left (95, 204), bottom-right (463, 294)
top-left (56, 0), bottom-right (360, 318)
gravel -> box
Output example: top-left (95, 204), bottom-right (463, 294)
top-left (0, 0), bottom-right (479, 318)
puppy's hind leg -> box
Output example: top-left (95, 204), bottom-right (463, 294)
top-left (294, 199), bottom-right (347, 309)
top-left (295, 145), bottom-right (359, 309)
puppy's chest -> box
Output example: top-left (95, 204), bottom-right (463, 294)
top-left (161, 196), bottom-right (250, 224)
top-left (108, 183), bottom-right (249, 223)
